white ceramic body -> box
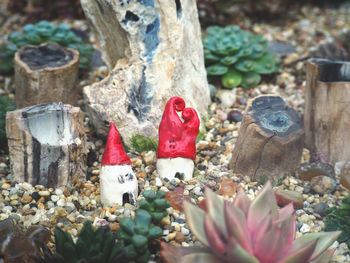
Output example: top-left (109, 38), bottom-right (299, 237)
top-left (157, 157), bottom-right (194, 181)
top-left (100, 165), bottom-right (138, 206)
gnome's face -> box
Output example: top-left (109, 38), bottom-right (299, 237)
top-left (100, 165), bottom-right (138, 207)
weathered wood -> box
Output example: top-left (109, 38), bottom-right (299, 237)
top-left (80, 0), bottom-right (210, 143)
top-left (304, 58), bottom-right (350, 164)
top-left (6, 103), bottom-right (86, 187)
top-left (229, 95), bottom-right (304, 181)
top-left (14, 43), bottom-right (79, 108)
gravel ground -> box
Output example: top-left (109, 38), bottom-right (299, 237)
top-left (1, 5), bottom-right (350, 263)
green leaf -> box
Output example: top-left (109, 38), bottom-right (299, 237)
top-left (206, 64), bottom-right (228, 76)
top-left (254, 53), bottom-right (279, 74)
top-left (241, 72), bottom-right (261, 89)
top-left (120, 218), bottom-right (135, 235)
top-left (221, 68), bottom-right (242, 89)
top-left (132, 235), bottom-right (148, 249)
top-left (148, 226), bottom-right (162, 239)
top-left (143, 190), bottom-right (157, 201)
top-left (154, 199), bottom-right (169, 210)
top-left (135, 209), bottom-right (152, 227)
top-left (235, 60), bottom-right (255, 72)
top-left (220, 56), bottom-right (238, 66)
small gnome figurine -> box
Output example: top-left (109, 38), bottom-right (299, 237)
top-left (157, 97), bottom-right (200, 181)
top-left (100, 122), bottom-right (138, 206)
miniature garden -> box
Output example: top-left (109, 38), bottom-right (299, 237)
top-left (1, 0), bottom-right (350, 262)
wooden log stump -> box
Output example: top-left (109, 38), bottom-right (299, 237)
top-left (229, 95), bottom-right (304, 181)
top-left (305, 58), bottom-right (350, 164)
top-left (14, 43), bottom-right (79, 108)
top-left (6, 103), bottom-right (86, 187)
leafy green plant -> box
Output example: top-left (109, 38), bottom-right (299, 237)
top-left (0, 218), bottom-right (53, 263)
top-left (0, 20), bottom-right (94, 73)
top-left (139, 190), bottom-right (170, 224)
top-left (203, 25), bottom-right (279, 89)
top-left (130, 134), bottom-right (157, 153)
top-left (116, 209), bottom-right (163, 263)
top-left (54, 221), bottom-right (126, 263)
top-left (325, 195), bottom-right (350, 247)
top-left (161, 182), bottom-right (340, 263)
top-left (0, 96), bottom-right (15, 145)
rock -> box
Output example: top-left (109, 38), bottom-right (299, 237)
top-left (312, 202), bottom-right (329, 217)
top-left (6, 103), bottom-right (86, 187)
top-left (338, 161), bottom-right (350, 190)
top-left (175, 232), bottom-right (185, 243)
top-left (310, 176), bottom-right (337, 195)
top-left (80, 0), bottom-right (210, 143)
top-left (275, 189), bottom-right (304, 209)
top-left (216, 89), bottom-right (237, 108)
top-left (227, 109), bottom-right (243, 123)
top-left (38, 191), bottom-right (50, 197)
top-left (21, 195), bottom-right (32, 204)
top-left (297, 162), bottom-right (335, 181)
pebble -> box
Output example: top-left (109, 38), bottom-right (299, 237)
top-left (51, 195), bottom-right (60, 202)
top-left (227, 110), bottom-right (243, 123)
top-left (39, 190), bottom-right (50, 197)
top-left (181, 227), bottom-right (190, 236)
top-left (310, 176), bottom-right (337, 195)
top-left (312, 202), bottom-right (329, 217)
top-left (300, 223), bottom-right (311, 233)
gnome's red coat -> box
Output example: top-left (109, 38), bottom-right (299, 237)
top-left (157, 97), bottom-right (200, 160)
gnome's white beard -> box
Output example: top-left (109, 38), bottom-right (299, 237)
top-left (157, 157), bottom-right (194, 181)
top-left (100, 165), bottom-right (138, 207)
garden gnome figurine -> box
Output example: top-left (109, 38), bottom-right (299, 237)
top-left (100, 122), bottom-right (138, 206)
top-left (157, 97), bottom-right (200, 181)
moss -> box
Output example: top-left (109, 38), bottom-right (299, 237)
top-left (130, 134), bottom-right (157, 153)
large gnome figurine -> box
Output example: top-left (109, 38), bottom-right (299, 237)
top-left (157, 97), bottom-right (200, 181)
top-left (100, 123), bottom-right (138, 206)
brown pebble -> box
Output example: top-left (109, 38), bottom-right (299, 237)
top-left (110, 223), bottom-right (120, 232)
top-left (175, 232), bottom-right (185, 243)
top-left (38, 202), bottom-right (45, 209)
top-left (21, 195), bottom-right (33, 204)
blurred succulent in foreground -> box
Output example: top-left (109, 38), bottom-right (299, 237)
top-left (54, 221), bottom-right (126, 263)
top-left (117, 209), bottom-right (163, 263)
top-left (161, 182), bottom-right (340, 263)
top-left (0, 218), bottom-right (52, 263)
top-left (0, 20), bottom-right (94, 74)
top-left (325, 194), bottom-right (350, 247)
top-left (0, 95), bottom-right (15, 146)
top-left (203, 25), bottom-right (279, 89)
top-left (139, 190), bottom-right (170, 224)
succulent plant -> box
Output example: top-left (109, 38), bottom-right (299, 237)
top-left (0, 20), bottom-right (94, 74)
top-left (0, 218), bottom-right (53, 263)
top-left (53, 220), bottom-right (126, 263)
top-left (203, 25), bottom-right (279, 89)
top-left (139, 190), bottom-right (170, 224)
top-left (116, 209), bottom-right (163, 263)
top-left (130, 134), bottom-right (158, 153)
top-left (325, 194), bottom-right (350, 247)
top-left (161, 182), bottom-right (341, 263)
top-left (0, 96), bottom-right (15, 145)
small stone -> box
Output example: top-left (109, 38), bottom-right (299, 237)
top-left (144, 151), bottom-right (156, 166)
top-left (192, 186), bottom-right (203, 196)
top-left (55, 189), bottom-right (64, 196)
top-left (21, 195), bottom-right (32, 204)
top-left (57, 199), bottom-right (66, 207)
top-left (110, 222), bottom-right (120, 232)
top-left (275, 189), bottom-right (304, 209)
top-left (227, 110), bottom-right (243, 123)
top-left (216, 89), bottom-right (236, 108)
top-left (298, 162), bottom-right (335, 181)
top-left (10, 200), bottom-right (19, 206)
top-left (175, 232), bottom-right (185, 243)
top-left (310, 176), bottom-right (337, 195)
top-left (300, 223), bottom-right (310, 233)
top-left (31, 191), bottom-right (40, 201)
top-left (1, 183), bottom-right (11, 190)
top-left (161, 215), bottom-right (171, 226)
top-left (167, 232), bottom-right (177, 241)
top-left (155, 177), bottom-right (163, 187)
top-left (181, 227), bottom-right (190, 236)
top-left (39, 190), bottom-right (50, 197)
top-left (312, 202), bottom-right (329, 217)
top-left (218, 178), bottom-right (237, 197)
top-left (51, 195), bottom-right (59, 202)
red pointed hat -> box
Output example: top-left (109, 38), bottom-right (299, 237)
top-left (101, 122), bottom-right (131, 165)
top-left (157, 97), bottom-right (200, 160)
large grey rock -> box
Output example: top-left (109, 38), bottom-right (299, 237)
top-left (6, 103), bottom-right (86, 187)
top-left (81, 0), bottom-right (210, 142)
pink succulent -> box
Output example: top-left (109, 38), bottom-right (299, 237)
top-left (161, 182), bottom-right (340, 263)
